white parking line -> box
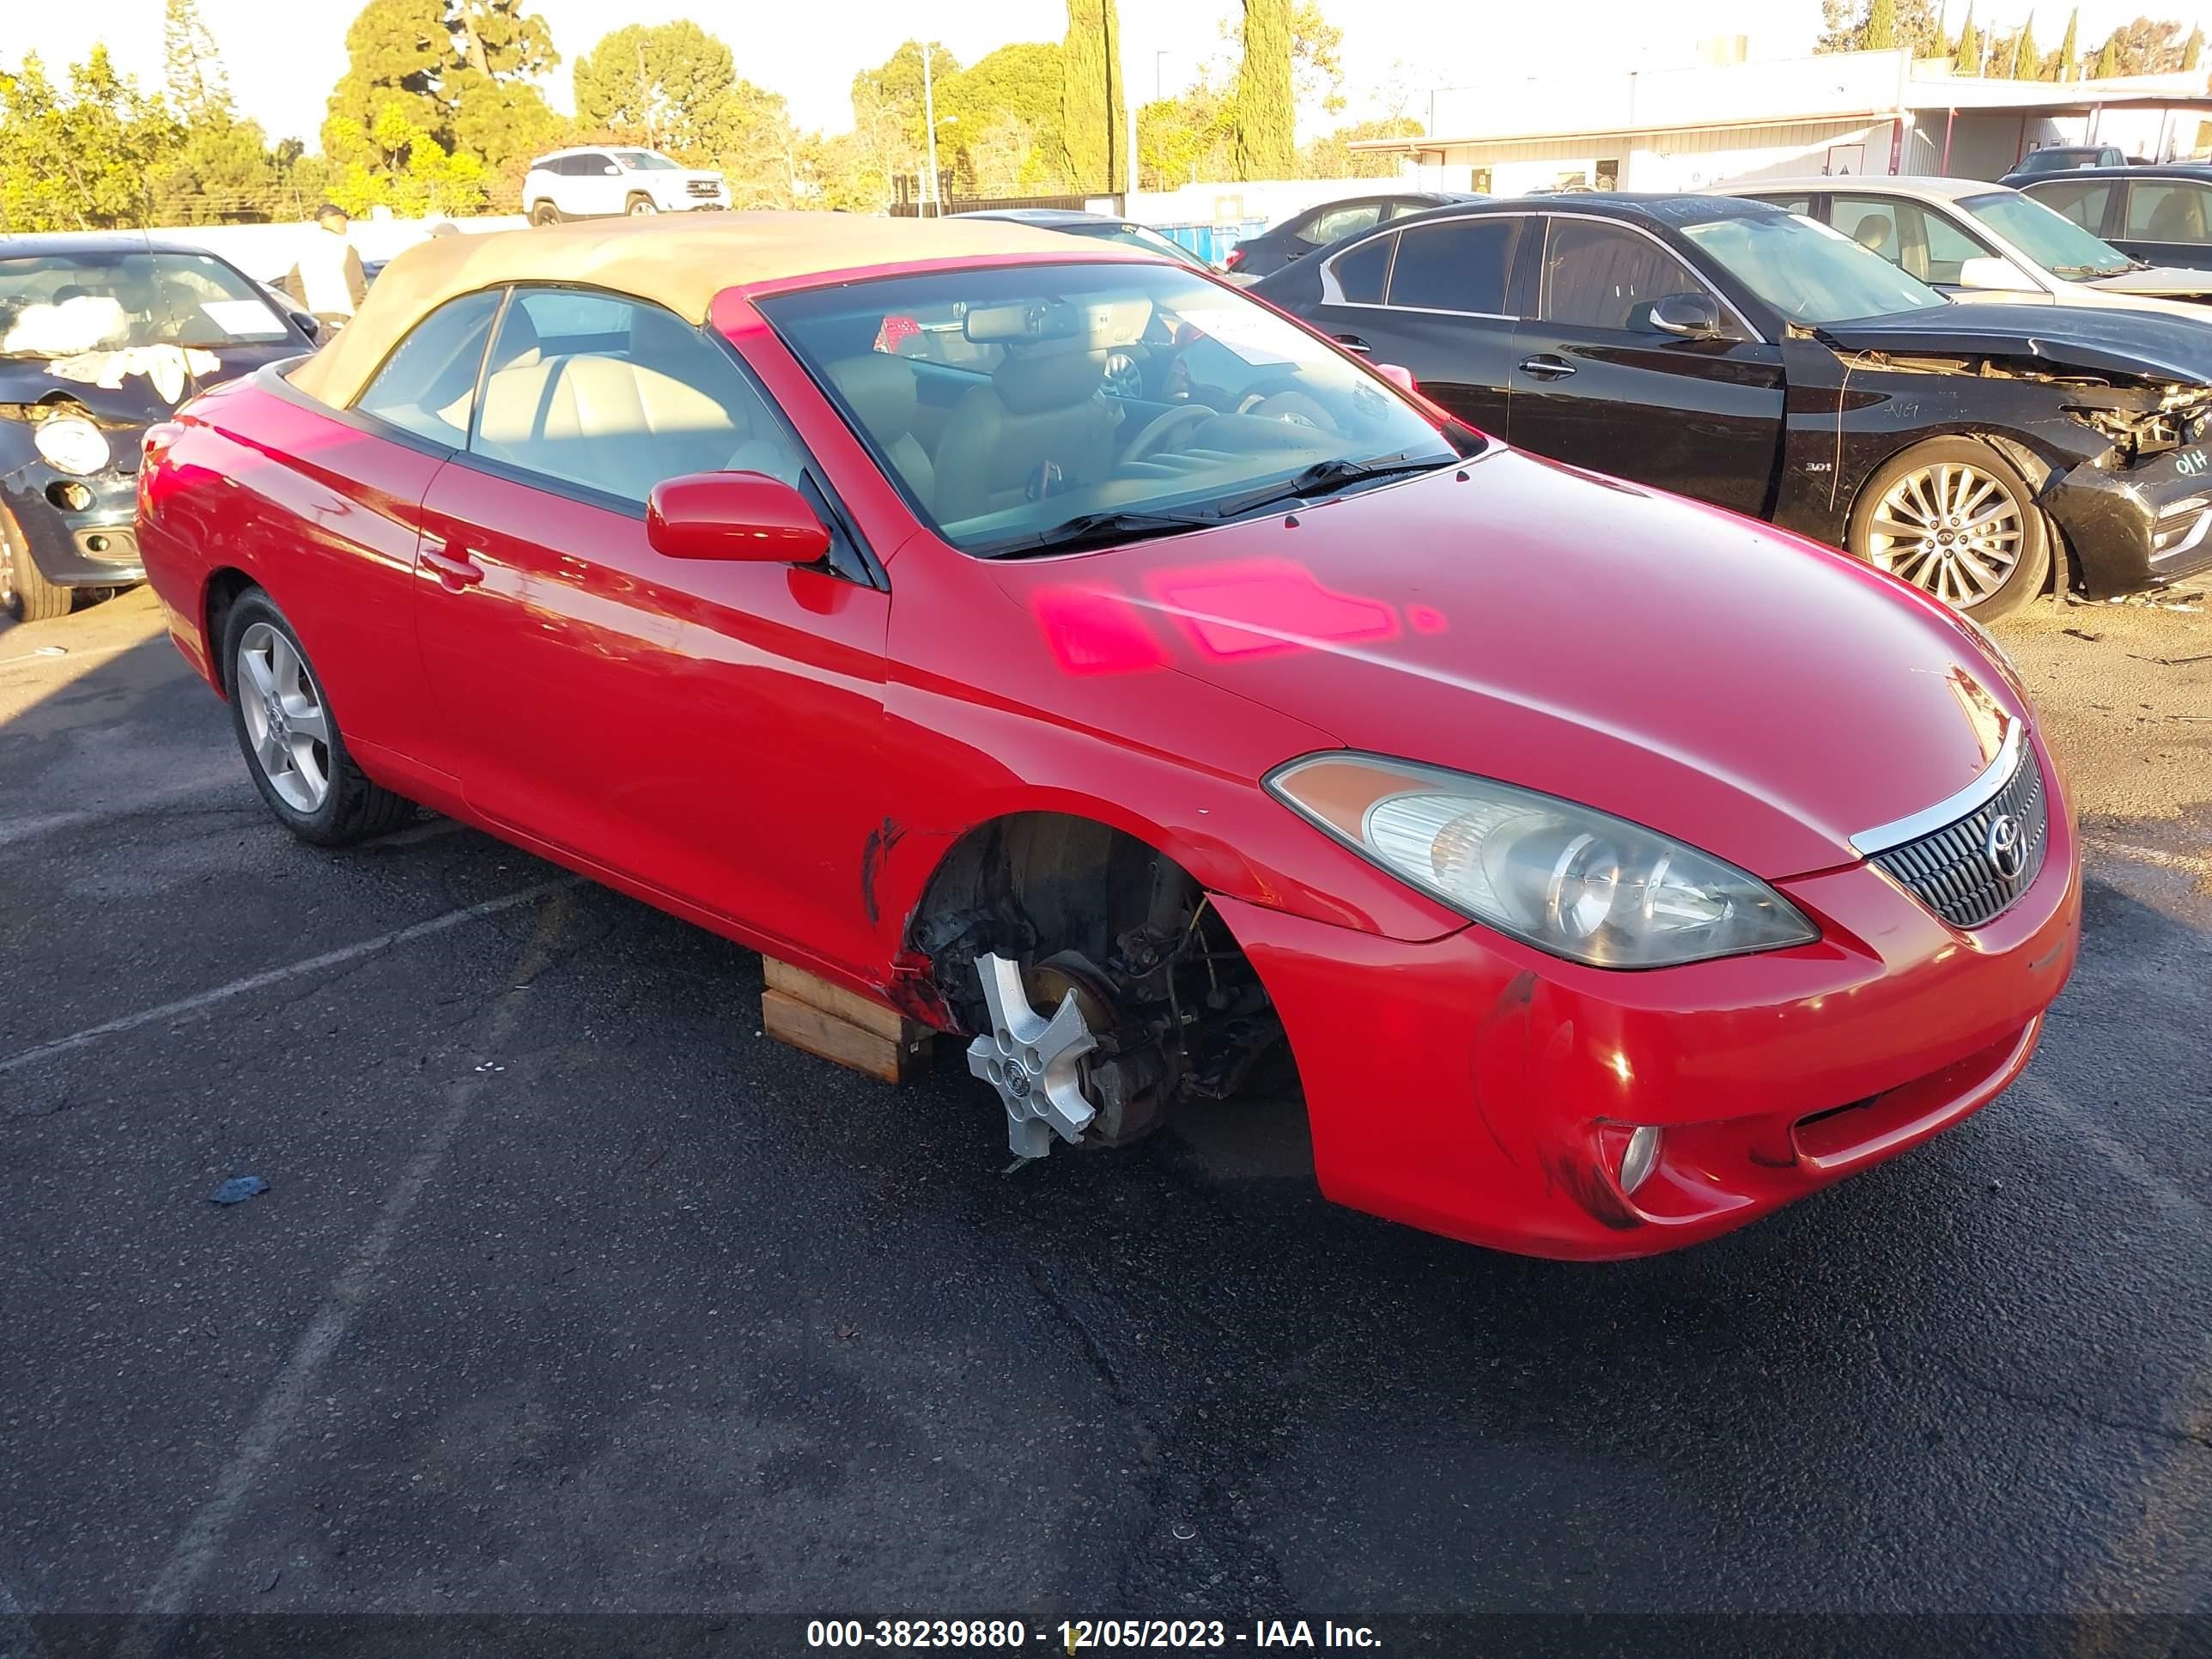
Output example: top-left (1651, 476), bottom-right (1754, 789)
top-left (115, 890), bottom-right (578, 1642)
top-left (0, 878), bottom-right (577, 1078)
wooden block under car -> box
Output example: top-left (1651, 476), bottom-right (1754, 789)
top-left (760, 959), bottom-right (933, 1084)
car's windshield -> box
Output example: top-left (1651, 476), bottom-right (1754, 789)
top-left (762, 262), bottom-right (1457, 556)
top-left (0, 249), bottom-right (291, 356)
top-left (615, 150), bottom-right (682, 170)
top-left (1961, 190), bottom-right (2136, 276)
top-left (1682, 211), bottom-right (1951, 324)
top-left (2017, 149), bottom-right (2097, 175)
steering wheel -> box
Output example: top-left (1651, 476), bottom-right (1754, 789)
top-left (1121, 404), bottom-right (1215, 464)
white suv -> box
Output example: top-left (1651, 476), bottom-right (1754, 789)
top-left (524, 148), bottom-right (730, 224)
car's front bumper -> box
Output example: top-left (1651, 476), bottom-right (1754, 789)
top-left (2044, 447), bottom-right (2212, 593)
top-left (2, 454), bottom-right (144, 588)
top-left (1211, 738), bottom-right (2081, 1261)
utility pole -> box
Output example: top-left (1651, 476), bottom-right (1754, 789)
top-left (922, 42), bottom-right (940, 216)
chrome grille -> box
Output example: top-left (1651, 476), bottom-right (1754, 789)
top-left (1870, 750), bottom-right (2049, 930)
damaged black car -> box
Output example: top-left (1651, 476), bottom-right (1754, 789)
top-left (2, 234), bottom-right (317, 623)
top-left (1254, 193), bottom-right (2212, 617)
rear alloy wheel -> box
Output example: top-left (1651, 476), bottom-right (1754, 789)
top-left (626, 194), bottom-right (658, 216)
top-left (223, 592), bottom-right (412, 845)
top-left (1850, 438), bottom-right (2050, 619)
top-left (1, 506), bottom-right (73, 623)
top-left (529, 201), bottom-right (560, 227)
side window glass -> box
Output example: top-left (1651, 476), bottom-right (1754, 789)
top-left (1758, 193), bottom-right (1814, 216)
top-left (1830, 196), bottom-right (1905, 266)
top-left (1385, 219), bottom-right (1518, 313)
top-left (1301, 204), bottom-right (1382, 246)
top-left (1916, 209), bottom-right (1987, 285)
top-left (2033, 179), bottom-right (2112, 232)
top-left (1328, 234), bottom-right (1394, 303)
top-left (2126, 182), bottom-right (2211, 243)
top-left (1539, 220), bottom-right (1714, 332)
top-left (354, 289), bottom-right (502, 445)
top-left (471, 288), bottom-right (807, 505)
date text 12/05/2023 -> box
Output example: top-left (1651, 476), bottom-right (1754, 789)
top-left (803, 1619), bottom-right (1382, 1649)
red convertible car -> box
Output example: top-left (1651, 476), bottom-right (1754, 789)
top-left (136, 216), bottom-right (2080, 1259)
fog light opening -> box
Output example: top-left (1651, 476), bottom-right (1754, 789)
top-left (1619, 1124), bottom-right (1662, 1196)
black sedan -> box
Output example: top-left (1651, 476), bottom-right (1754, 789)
top-left (1254, 193), bottom-right (2212, 617)
top-left (2014, 165), bottom-right (2212, 272)
top-left (1, 234), bottom-right (316, 622)
top-left (1222, 190), bottom-right (1484, 280)
top-left (956, 207), bottom-right (1215, 270)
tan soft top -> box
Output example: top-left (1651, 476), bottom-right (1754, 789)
top-left (289, 210), bottom-right (1149, 410)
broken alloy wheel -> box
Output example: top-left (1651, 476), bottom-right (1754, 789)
top-left (966, 951), bottom-right (1101, 1158)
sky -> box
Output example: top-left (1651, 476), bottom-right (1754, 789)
top-left (10, 0), bottom-right (2212, 152)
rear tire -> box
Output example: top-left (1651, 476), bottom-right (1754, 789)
top-left (529, 201), bottom-right (560, 227)
top-left (221, 590), bottom-right (413, 846)
top-left (0, 507), bottom-right (73, 623)
top-left (626, 194), bottom-right (658, 216)
top-left (1848, 437), bottom-right (2050, 620)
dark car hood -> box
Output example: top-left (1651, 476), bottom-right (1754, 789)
top-left (1813, 303), bottom-right (2212, 385)
top-left (0, 342), bottom-right (301, 426)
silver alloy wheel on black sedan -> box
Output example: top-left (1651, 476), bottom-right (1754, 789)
top-left (1849, 438), bottom-right (2051, 620)
top-left (236, 620), bottom-right (332, 811)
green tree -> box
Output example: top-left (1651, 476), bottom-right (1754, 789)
top-left (2098, 17), bottom-right (2188, 75)
top-left (1060, 0), bottom-right (1127, 191)
top-left (2055, 8), bottom-right (2080, 77)
top-left (1139, 86), bottom-right (1233, 187)
top-left (1234, 0), bottom-right (1294, 179)
top-left (1297, 114), bottom-right (1421, 178)
top-left (2094, 33), bottom-right (2121, 76)
top-left (1291, 0), bottom-right (1346, 114)
top-left (2186, 24), bottom-right (2204, 69)
top-left (163, 0), bottom-right (230, 121)
top-left (1817, 0), bottom-right (1950, 54)
top-left (1954, 3), bottom-right (1980, 70)
top-left (325, 96), bottom-right (489, 215)
top-left (2013, 13), bottom-right (2040, 77)
top-left (573, 21), bottom-right (736, 156)
top-left (325, 0), bottom-right (450, 154)
top-left (949, 41), bottom-right (1067, 186)
top-left (0, 49), bottom-right (182, 231)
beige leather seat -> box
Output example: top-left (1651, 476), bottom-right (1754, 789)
top-left (476, 352), bottom-right (798, 501)
top-left (930, 298), bottom-right (1150, 524)
top-left (827, 354), bottom-right (934, 507)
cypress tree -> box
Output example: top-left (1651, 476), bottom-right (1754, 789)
top-left (1232, 0), bottom-right (1294, 180)
top-left (1953, 4), bottom-right (1979, 73)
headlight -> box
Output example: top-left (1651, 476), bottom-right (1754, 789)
top-left (1267, 753), bottom-right (1820, 969)
top-left (34, 417), bottom-right (112, 477)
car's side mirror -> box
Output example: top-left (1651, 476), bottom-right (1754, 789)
top-left (1645, 292), bottom-right (1725, 339)
top-left (1375, 362), bottom-right (1418, 393)
top-left (646, 471), bottom-right (831, 564)
top-left (1955, 255), bottom-right (2036, 291)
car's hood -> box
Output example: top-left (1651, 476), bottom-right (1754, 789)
top-left (2081, 264), bottom-right (2212, 299)
top-left (1813, 302), bottom-right (2212, 384)
top-left (0, 341), bottom-right (296, 427)
top-left (988, 450), bottom-right (2029, 882)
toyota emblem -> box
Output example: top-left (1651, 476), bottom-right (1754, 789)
top-left (1984, 813), bottom-right (2026, 879)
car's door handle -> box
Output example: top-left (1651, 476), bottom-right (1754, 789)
top-left (419, 537), bottom-right (485, 591)
top-left (1333, 334), bottom-right (1372, 353)
top-left (1516, 354), bottom-right (1577, 380)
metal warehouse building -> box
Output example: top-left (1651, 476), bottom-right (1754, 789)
top-left (1358, 46), bottom-right (2212, 194)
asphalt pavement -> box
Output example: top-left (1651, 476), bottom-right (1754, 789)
top-left (1, 588), bottom-right (2206, 1658)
